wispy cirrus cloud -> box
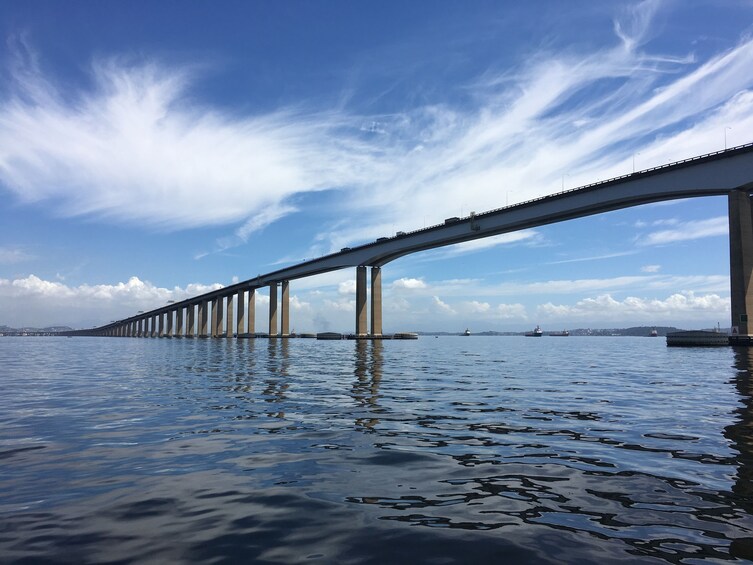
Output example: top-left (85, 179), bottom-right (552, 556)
top-left (638, 216), bottom-right (728, 245)
top-left (0, 37), bottom-right (375, 233)
top-left (426, 231), bottom-right (541, 259)
top-left (2, 7), bottom-right (753, 261)
top-left (0, 245), bottom-right (33, 264)
top-left (401, 273), bottom-right (728, 298)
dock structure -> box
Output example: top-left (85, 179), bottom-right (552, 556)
top-left (61, 145), bottom-right (753, 342)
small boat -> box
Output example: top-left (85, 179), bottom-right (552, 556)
top-left (650, 328), bottom-right (658, 337)
top-left (463, 328), bottom-right (471, 336)
top-left (525, 325), bottom-right (543, 337)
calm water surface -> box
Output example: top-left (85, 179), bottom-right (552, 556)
top-left (2, 336), bottom-right (753, 563)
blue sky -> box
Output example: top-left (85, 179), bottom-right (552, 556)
top-left (1, 0), bottom-right (752, 331)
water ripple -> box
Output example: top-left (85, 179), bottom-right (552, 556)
top-left (1, 336), bottom-right (752, 563)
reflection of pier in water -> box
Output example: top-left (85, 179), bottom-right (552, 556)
top-left (728, 348), bottom-right (753, 560)
top-left (263, 339), bottom-right (290, 419)
top-left (352, 341), bottom-right (383, 431)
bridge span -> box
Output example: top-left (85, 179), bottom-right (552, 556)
top-left (69, 143), bottom-right (753, 341)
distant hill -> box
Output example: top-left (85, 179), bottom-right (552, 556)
top-left (568, 326), bottom-right (682, 337)
top-left (417, 326), bottom-right (687, 337)
top-left (0, 325), bottom-right (73, 335)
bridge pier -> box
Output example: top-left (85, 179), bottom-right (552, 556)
top-left (356, 266), bottom-right (367, 335)
top-left (225, 294), bottom-right (234, 337)
top-left (199, 300), bottom-right (209, 337)
top-left (187, 304), bottom-right (195, 337)
top-left (248, 289), bottom-right (256, 334)
top-left (175, 307), bottom-right (183, 337)
top-left (281, 281), bottom-right (290, 336)
top-left (236, 290), bottom-right (245, 336)
top-left (210, 298), bottom-right (217, 337)
top-left (729, 190), bottom-right (753, 344)
top-left (371, 267), bottom-right (382, 336)
top-left (355, 266), bottom-right (382, 336)
top-left (218, 297), bottom-right (226, 337)
top-left (269, 283), bottom-right (278, 336)
top-left (166, 310), bottom-right (173, 337)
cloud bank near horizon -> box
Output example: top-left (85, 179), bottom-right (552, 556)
top-left (0, 272), bottom-right (730, 330)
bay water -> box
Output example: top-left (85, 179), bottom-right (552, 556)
top-left (2, 336), bottom-right (753, 563)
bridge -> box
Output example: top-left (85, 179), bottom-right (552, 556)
top-left (67, 143), bottom-right (753, 342)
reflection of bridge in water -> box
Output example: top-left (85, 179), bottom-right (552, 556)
top-left (67, 144), bottom-right (753, 341)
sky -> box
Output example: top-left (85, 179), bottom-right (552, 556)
top-left (1, 0), bottom-right (752, 332)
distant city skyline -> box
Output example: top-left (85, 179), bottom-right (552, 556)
top-left (1, 0), bottom-right (752, 331)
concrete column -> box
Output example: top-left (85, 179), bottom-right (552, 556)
top-left (152, 315), bottom-right (158, 337)
top-left (158, 312), bottom-right (165, 337)
top-left (371, 267), bottom-right (382, 336)
top-left (226, 294), bottom-right (234, 338)
top-left (215, 297), bottom-right (224, 337)
top-left (281, 280), bottom-right (290, 336)
top-left (729, 190), bottom-right (753, 338)
top-left (199, 300), bottom-right (209, 337)
top-left (175, 307), bottom-right (183, 337)
top-left (166, 310), bottom-right (173, 337)
top-left (236, 290), bottom-right (246, 336)
top-left (187, 304), bottom-right (195, 337)
top-left (209, 298), bottom-right (218, 337)
top-left (269, 283), bottom-right (278, 336)
top-left (248, 289), bottom-right (256, 334)
top-left (356, 266), bottom-right (367, 335)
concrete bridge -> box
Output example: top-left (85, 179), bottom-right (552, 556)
top-left (68, 143), bottom-right (753, 342)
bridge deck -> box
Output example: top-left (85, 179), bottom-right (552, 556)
top-left (87, 143), bottom-right (753, 333)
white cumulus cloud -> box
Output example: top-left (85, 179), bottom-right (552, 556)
top-left (536, 291), bottom-right (728, 323)
top-left (392, 277), bottom-right (427, 290)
